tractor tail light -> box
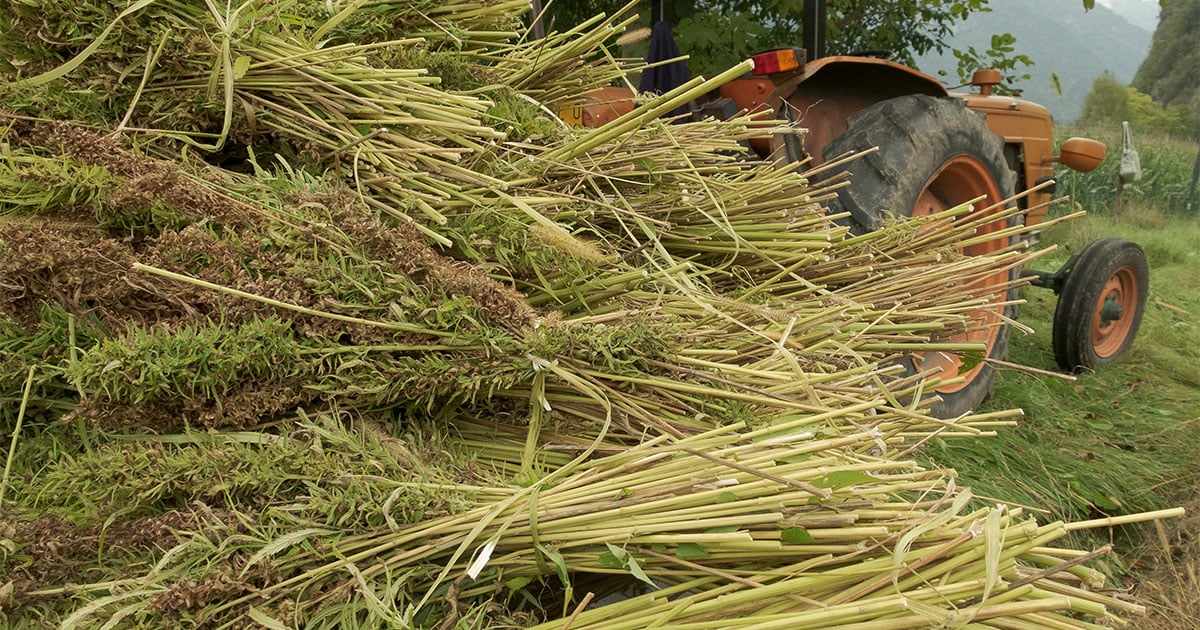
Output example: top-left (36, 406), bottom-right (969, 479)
top-left (750, 48), bottom-right (804, 76)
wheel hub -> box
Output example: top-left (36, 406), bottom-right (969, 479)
top-left (1091, 268), bottom-right (1140, 358)
top-left (1100, 294), bottom-right (1124, 323)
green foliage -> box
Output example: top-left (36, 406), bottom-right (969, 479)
top-left (0, 152), bottom-right (113, 215)
top-left (0, 305), bottom-right (104, 428)
top-left (373, 45), bottom-right (494, 93)
top-left (10, 414), bottom-right (477, 527)
top-left (524, 315), bottom-right (674, 375)
top-left (442, 203), bottom-right (601, 286)
top-left (598, 543), bottom-right (655, 586)
top-left (548, 0), bottom-right (996, 74)
top-left (0, 147), bottom-right (196, 235)
top-left (0, 0), bottom-right (229, 133)
top-left (1080, 73), bottom-right (1198, 139)
top-left (825, 0), bottom-right (992, 65)
top-left (673, 11), bottom-right (772, 75)
top-left (485, 89), bottom-right (559, 142)
top-left (1125, 89), bottom-right (1198, 139)
top-left (310, 349), bottom-right (528, 414)
top-left (65, 316), bottom-right (299, 404)
top-left (781, 525), bottom-right (815, 544)
top-left (947, 32), bottom-right (1033, 93)
top-left (1080, 73), bottom-right (1128, 125)
top-left (96, 198), bottom-right (195, 235)
top-left (0, 0), bottom-right (518, 154)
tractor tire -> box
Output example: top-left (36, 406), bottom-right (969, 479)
top-left (822, 94), bottom-right (1018, 418)
top-left (1052, 238), bottom-right (1148, 372)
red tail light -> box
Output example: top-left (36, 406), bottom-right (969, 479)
top-left (750, 48), bottom-right (804, 75)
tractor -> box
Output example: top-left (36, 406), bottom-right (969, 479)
top-left (566, 4), bottom-right (1149, 418)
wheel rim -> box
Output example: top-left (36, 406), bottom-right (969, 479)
top-left (1091, 266), bottom-right (1139, 358)
top-left (910, 155), bottom-right (1009, 395)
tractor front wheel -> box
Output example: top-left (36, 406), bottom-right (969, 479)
top-left (1052, 238), bottom-right (1149, 372)
top-left (823, 94), bottom-right (1018, 418)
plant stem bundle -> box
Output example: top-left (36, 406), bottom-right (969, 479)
top-left (0, 0), bottom-right (1181, 627)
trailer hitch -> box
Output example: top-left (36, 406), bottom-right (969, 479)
top-left (1023, 248), bottom-right (1085, 295)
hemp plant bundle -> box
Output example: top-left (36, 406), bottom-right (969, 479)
top-left (0, 0), bottom-right (1179, 628)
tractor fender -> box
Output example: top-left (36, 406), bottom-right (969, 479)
top-left (750, 56), bottom-right (948, 165)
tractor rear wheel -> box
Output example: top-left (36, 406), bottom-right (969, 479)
top-left (822, 94), bottom-right (1018, 418)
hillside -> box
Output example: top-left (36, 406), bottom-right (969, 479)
top-left (1132, 0), bottom-right (1200, 108)
top-left (915, 0), bottom-right (1152, 123)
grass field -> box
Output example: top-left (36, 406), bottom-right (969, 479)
top-left (925, 127), bottom-right (1200, 625)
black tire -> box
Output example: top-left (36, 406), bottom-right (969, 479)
top-left (822, 95), bottom-right (1018, 418)
top-left (1052, 238), bottom-right (1149, 372)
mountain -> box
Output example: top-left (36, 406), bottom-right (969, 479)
top-left (1098, 0), bottom-right (1162, 32)
top-left (914, 0), bottom-right (1153, 123)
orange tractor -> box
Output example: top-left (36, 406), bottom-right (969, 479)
top-left (570, 8), bottom-right (1149, 418)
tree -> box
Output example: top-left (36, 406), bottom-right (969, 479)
top-left (1081, 73), bottom-right (1196, 138)
top-left (544, 1), bottom-right (993, 74)
top-left (542, 1), bottom-right (1098, 76)
top-left (1080, 73), bottom-right (1131, 125)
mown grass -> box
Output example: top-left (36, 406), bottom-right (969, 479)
top-left (925, 127), bottom-right (1199, 619)
top-left (928, 207), bottom-right (1199, 513)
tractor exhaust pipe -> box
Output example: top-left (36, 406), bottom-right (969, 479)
top-left (802, 1), bottom-right (827, 60)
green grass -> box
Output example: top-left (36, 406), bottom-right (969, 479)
top-left (925, 203), bottom-right (1200, 567)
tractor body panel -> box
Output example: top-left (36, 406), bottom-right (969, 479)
top-left (566, 86), bottom-right (637, 127)
top-left (956, 92), bottom-right (1059, 226)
